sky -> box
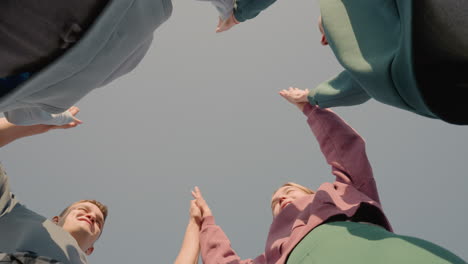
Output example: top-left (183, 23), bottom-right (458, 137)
top-left (1, 0), bottom-right (468, 263)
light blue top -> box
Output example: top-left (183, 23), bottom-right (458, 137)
top-left (0, 0), bottom-right (172, 125)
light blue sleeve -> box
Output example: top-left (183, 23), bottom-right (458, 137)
top-left (4, 108), bottom-right (74, 126)
top-left (308, 71), bottom-right (372, 108)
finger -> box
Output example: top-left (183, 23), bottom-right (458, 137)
top-left (68, 106), bottom-right (80, 116)
top-left (72, 116), bottom-right (83, 125)
top-left (193, 187), bottom-right (201, 198)
top-left (51, 121), bottom-right (78, 130)
top-left (63, 122), bottom-right (78, 129)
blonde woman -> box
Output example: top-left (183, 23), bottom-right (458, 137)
top-left (190, 88), bottom-right (466, 264)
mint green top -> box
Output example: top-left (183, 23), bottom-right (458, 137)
top-left (287, 221), bottom-right (466, 264)
top-left (309, 0), bottom-right (437, 119)
top-left (0, 164), bottom-right (88, 264)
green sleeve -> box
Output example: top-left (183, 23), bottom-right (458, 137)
top-left (233, 0), bottom-right (278, 22)
top-left (308, 71), bottom-right (371, 108)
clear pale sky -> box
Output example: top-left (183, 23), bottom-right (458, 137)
top-left (1, 0), bottom-right (467, 263)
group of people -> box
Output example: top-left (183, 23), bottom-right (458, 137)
top-left (1, 0), bottom-right (467, 263)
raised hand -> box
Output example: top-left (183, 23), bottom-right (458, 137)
top-left (0, 106), bottom-right (83, 147)
top-left (279, 87), bottom-right (309, 110)
top-left (216, 13), bottom-right (239, 33)
top-left (189, 199), bottom-right (203, 225)
top-left (191, 186), bottom-right (213, 218)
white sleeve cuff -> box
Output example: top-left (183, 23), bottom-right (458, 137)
top-left (4, 108), bottom-right (74, 126)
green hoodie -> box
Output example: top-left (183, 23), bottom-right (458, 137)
top-left (234, 0), bottom-right (278, 22)
top-left (309, 0), bottom-right (437, 120)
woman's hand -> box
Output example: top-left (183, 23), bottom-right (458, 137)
top-left (189, 199), bottom-right (203, 225)
top-left (192, 186), bottom-right (213, 219)
top-left (32, 106), bottom-right (82, 134)
top-left (0, 106), bottom-right (82, 148)
top-left (279, 87), bottom-right (309, 110)
top-left (216, 13), bottom-right (239, 33)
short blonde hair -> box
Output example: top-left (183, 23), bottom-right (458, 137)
top-left (273, 182), bottom-right (315, 196)
top-left (59, 199), bottom-right (108, 221)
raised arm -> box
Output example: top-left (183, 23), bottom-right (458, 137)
top-left (4, 106), bottom-right (81, 126)
top-left (233, 0), bottom-right (278, 23)
top-left (174, 200), bottom-right (201, 264)
top-left (0, 106), bottom-right (81, 147)
top-left (308, 71), bottom-right (371, 108)
top-left (280, 88), bottom-right (380, 203)
top-left (194, 187), bottom-right (264, 264)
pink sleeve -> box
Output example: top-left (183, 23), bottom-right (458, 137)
top-left (303, 104), bottom-right (380, 203)
top-left (200, 216), bottom-right (266, 264)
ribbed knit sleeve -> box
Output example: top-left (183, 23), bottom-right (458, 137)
top-left (303, 104), bottom-right (380, 203)
top-left (200, 216), bottom-right (265, 264)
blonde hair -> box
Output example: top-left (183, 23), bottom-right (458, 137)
top-left (59, 199), bottom-right (108, 221)
top-left (273, 182), bottom-right (315, 196)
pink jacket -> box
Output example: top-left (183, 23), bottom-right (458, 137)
top-left (199, 105), bottom-right (392, 264)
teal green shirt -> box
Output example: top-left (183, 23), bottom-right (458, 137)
top-left (309, 0), bottom-right (436, 119)
top-left (234, 0), bottom-right (277, 22)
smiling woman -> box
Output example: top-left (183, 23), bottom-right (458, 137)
top-left (186, 89), bottom-right (466, 264)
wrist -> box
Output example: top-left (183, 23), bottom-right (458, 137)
top-left (188, 217), bottom-right (201, 228)
top-left (296, 102), bottom-right (306, 111)
top-left (232, 14), bottom-right (240, 24)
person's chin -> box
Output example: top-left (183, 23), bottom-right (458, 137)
top-left (76, 220), bottom-right (93, 231)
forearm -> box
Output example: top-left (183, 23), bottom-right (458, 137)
top-left (4, 107), bottom-right (74, 126)
top-left (174, 219), bottom-right (200, 264)
top-left (0, 118), bottom-right (36, 147)
top-left (308, 71), bottom-right (371, 108)
top-left (200, 216), bottom-right (254, 264)
top-left (303, 105), bottom-right (377, 197)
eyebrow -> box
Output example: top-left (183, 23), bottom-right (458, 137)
top-left (271, 187), bottom-right (292, 208)
top-left (78, 204), bottom-right (104, 226)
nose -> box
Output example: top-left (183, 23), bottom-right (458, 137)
top-left (85, 213), bottom-right (96, 224)
top-left (279, 196), bottom-right (287, 204)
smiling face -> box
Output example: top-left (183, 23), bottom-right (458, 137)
top-left (271, 183), bottom-right (314, 217)
top-left (53, 201), bottom-right (106, 255)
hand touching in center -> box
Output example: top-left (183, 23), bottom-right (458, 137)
top-left (191, 186), bottom-right (213, 221)
top-left (279, 87), bottom-right (309, 110)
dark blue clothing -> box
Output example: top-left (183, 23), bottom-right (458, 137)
top-left (0, 73), bottom-right (31, 98)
